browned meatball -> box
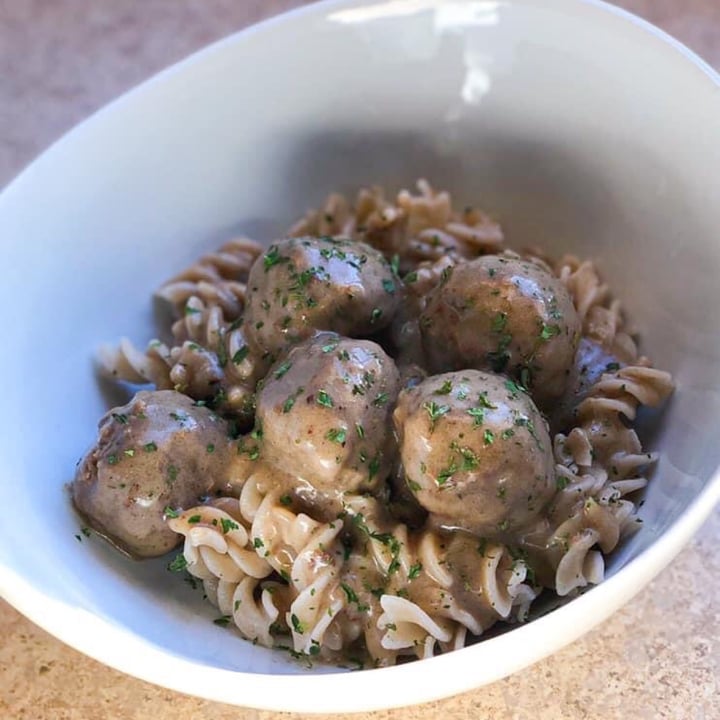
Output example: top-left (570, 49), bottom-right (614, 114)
top-left (393, 370), bottom-right (555, 537)
top-left (72, 390), bottom-right (234, 558)
top-left (243, 236), bottom-right (401, 362)
top-left (419, 255), bottom-right (580, 408)
top-left (255, 333), bottom-right (400, 515)
top-left (549, 337), bottom-right (624, 432)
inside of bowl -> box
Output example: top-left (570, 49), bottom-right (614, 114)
top-left (1, 0), bottom-right (718, 677)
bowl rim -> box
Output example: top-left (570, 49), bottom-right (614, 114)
top-left (1, 0), bottom-right (719, 712)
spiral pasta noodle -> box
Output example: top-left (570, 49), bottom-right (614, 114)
top-left (288, 179), bottom-right (504, 271)
top-left (156, 237), bottom-right (263, 321)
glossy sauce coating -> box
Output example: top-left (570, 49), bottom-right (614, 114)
top-left (72, 390), bottom-right (233, 558)
top-left (255, 333), bottom-right (401, 515)
top-left (420, 255), bottom-right (580, 408)
top-left (244, 236), bottom-right (400, 363)
top-left (393, 370), bottom-right (555, 537)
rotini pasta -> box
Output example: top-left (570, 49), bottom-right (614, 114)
top-left (74, 178), bottom-right (674, 669)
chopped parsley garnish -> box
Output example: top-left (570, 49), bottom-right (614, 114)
top-left (325, 428), bottom-right (347, 445)
top-left (435, 380), bottom-right (453, 395)
top-left (355, 423), bottom-right (365, 439)
top-left (408, 562), bottom-right (422, 580)
top-left (483, 429), bottom-right (495, 445)
top-left (491, 312), bottom-right (508, 333)
top-left (423, 401), bottom-right (450, 430)
top-left (206, 443), bottom-right (215, 454)
top-left (316, 390), bottom-right (334, 408)
top-left (163, 506), bottom-right (180, 519)
top-left (370, 308), bottom-right (383, 324)
top-left (274, 360), bottom-right (293, 378)
top-left (232, 345), bottom-right (250, 364)
top-left (467, 408), bottom-right (485, 426)
top-left (501, 428), bottom-right (515, 440)
top-left (167, 554), bottom-right (188, 572)
top-left (167, 465), bottom-right (179, 482)
top-left (390, 255), bottom-right (400, 277)
top-left (403, 271), bottom-right (418, 283)
top-left (540, 323), bottom-right (561, 341)
top-left (111, 413), bottom-right (128, 424)
top-left (188, 515), bottom-right (201, 524)
top-left (291, 614), bottom-right (305, 634)
top-left (279, 494), bottom-right (292, 506)
top-left (372, 392), bottom-right (389, 407)
top-left (556, 475), bottom-right (570, 491)
top-left (263, 245), bottom-right (286, 271)
top-left (321, 339), bottom-right (339, 353)
top-left (253, 537), bottom-right (265, 548)
top-left (221, 518), bottom-right (239, 534)
top-left (107, 454), bottom-right (119, 465)
top-left (340, 582), bottom-right (359, 604)
top-left (213, 615), bottom-right (232, 627)
top-left (143, 441), bottom-right (157, 452)
top-left (382, 279), bottom-right (396, 294)
top-left (606, 362), bottom-right (620, 372)
top-left (368, 455), bottom-right (381, 480)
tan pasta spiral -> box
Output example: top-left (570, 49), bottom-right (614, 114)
top-left (288, 179), bottom-right (503, 272)
top-left (525, 363), bottom-right (674, 596)
top-left (155, 237), bottom-right (263, 321)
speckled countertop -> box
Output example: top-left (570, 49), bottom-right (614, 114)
top-left (1, 1), bottom-right (719, 718)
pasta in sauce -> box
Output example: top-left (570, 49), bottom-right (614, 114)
top-left (72, 180), bottom-right (674, 668)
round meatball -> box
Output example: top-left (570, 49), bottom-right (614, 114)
top-left (255, 333), bottom-right (401, 514)
top-left (393, 370), bottom-right (555, 537)
top-left (419, 255), bottom-right (580, 408)
top-left (244, 236), bottom-right (400, 361)
top-left (72, 390), bottom-right (233, 558)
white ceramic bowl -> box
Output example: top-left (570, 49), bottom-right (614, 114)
top-left (1, 0), bottom-right (719, 712)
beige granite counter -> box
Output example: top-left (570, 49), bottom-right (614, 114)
top-left (1, 1), bottom-right (718, 718)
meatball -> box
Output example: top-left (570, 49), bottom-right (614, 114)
top-left (255, 333), bottom-right (401, 514)
top-left (244, 236), bottom-right (400, 361)
top-left (393, 370), bottom-right (555, 537)
top-left (72, 390), bottom-right (234, 558)
top-left (549, 337), bottom-right (624, 432)
top-left (419, 255), bottom-right (580, 408)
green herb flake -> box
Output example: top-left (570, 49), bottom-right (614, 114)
top-left (111, 413), bottom-right (128, 425)
top-left (274, 360), bottom-right (293, 379)
top-left (491, 312), bottom-right (508, 333)
top-left (501, 428), bottom-right (515, 440)
top-left (340, 582), bottom-right (359, 604)
top-left (325, 428), bottom-right (347, 445)
top-left (403, 271), bottom-right (418, 284)
top-left (188, 515), bottom-right (201, 524)
top-left (372, 392), bottom-right (389, 407)
top-left (382, 279), bottom-right (396, 294)
top-left (483, 429), bottom-right (495, 445)
top-left (291, 614), bottom-right (305, 634)
top-left (123, 449), bottom-right (135, 458)
top-left (144, 441), bottom-right (158, 453)
top-left (163, 506), bottom-right (180, 519)
top-left (355, 422), bottom-right (365, 439)
top-left (206, 443), bottom-right (215, 454)
top-left (540, 323), bottom-right (561, 341)
top-left (370, 308), bottom-right (383, 324)
top-left (221, 518), bottom-right (239, 534)
top-left (408, 562), bottom-right (422, 580)
top-left (232, 345), bottom-right (250, 365)
top-left (279, 494), bottom-right (292, 506)
top-left (316, 390), bottom-right (334, 408)
top-left (106, 454), bottom-right (119, 466)
top-left (167, 465), bottom-right (179, 482)
top-left (556, 475), bottom-right (570, 491)
top-left (390, 255), bottom-right (400, 277)
top-left (435, 380), bottom-right (453, 395)
top-left (467, 408), bottom-right (485, 426)
top-left (213, 615), bottom-right (232, 627)
top-left (606, 362), bottom-right (620, 372)
top-left (167, 554), bottom-right (188, 572)
top-left (263, 245), bottom-right (286, 271)
top-left (253, 537), bottom-right (265, 549)
top-left (423, 401), bottom-right (450, 430)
